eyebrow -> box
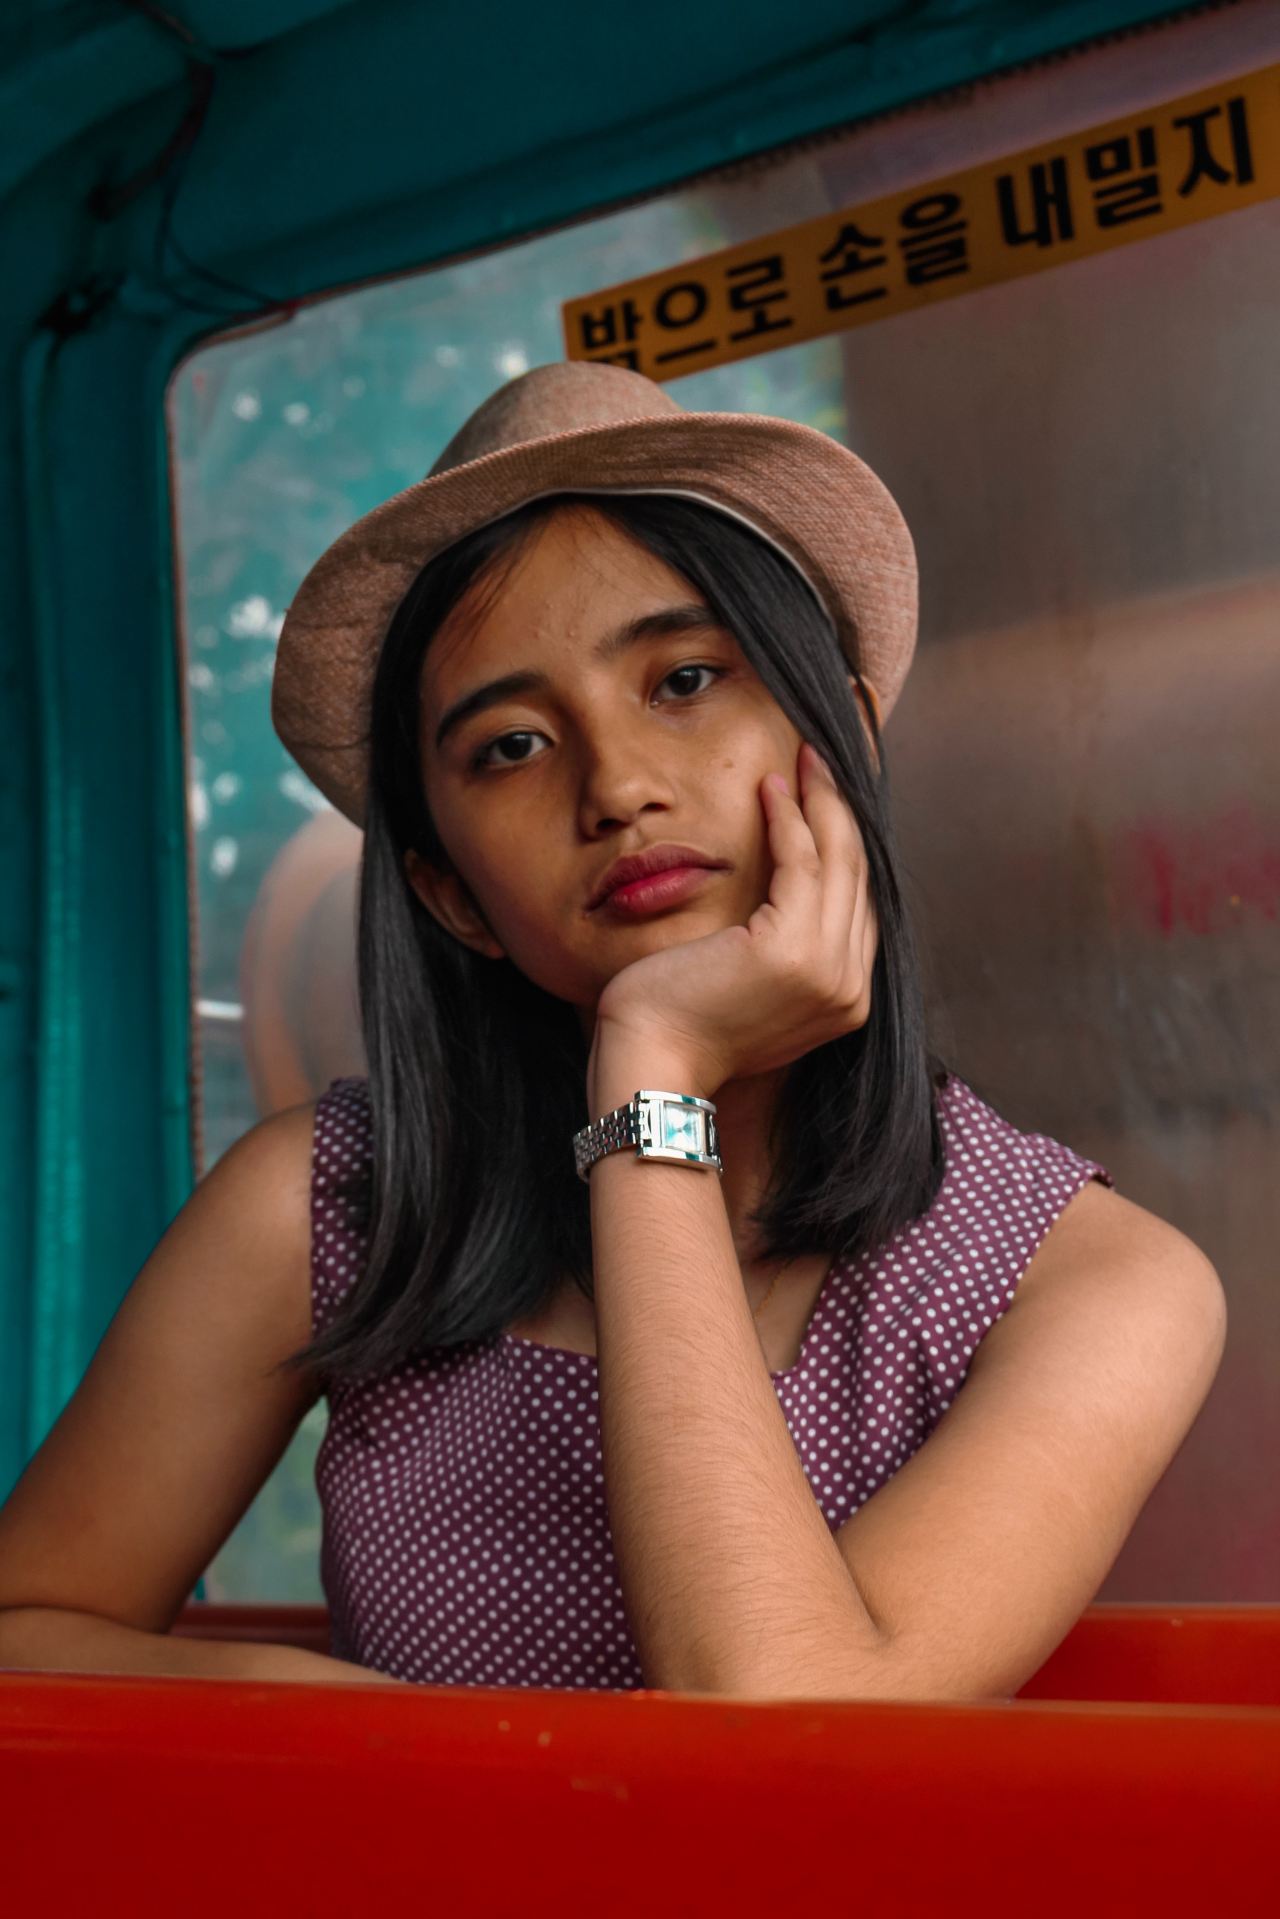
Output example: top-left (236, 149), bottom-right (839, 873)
top-left (432, 602), bottom-right (727, 753)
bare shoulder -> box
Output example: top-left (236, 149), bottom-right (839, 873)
top-left (983, 1173), bottom-right (1227, 1356)
top-left (218, 1092), bottom-right (321, 1292)
top-left (1023, 1176), bottom-right (1221, 1286)
top-left (227, 1094), bottom-right (321, 1191)
top-left (202, 1089), bottom-right (320, 1235)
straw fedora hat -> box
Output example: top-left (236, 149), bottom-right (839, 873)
top-left (271, 360), bottom-right (917, 828)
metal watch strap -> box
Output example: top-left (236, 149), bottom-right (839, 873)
top-left (573, 1088), bottom-right (722, 1182)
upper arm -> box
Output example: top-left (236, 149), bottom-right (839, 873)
top-left (833, 1180), bottom-right (1227, 1701)
top-left (0, 1100), bottom-right (322, 1633)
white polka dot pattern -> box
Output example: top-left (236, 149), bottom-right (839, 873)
top-left (310, 1072), bottom-right (1113, 1690)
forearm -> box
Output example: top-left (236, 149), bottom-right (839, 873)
top-left (0, 1606), bottom-right (406, 1687)
top-left (587, 1041), bottom-right (890, 1698)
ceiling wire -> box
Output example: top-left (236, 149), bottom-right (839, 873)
top-left (62, 0), bottom-right (302, 327)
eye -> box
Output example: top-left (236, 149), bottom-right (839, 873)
top-left (469, 663), bottom-right (726, 771)
top-left (470, 729), bottom-right (545, 772)
top-left (658, 663), bottom-right (724, 703)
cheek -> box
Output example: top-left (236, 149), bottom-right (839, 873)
top-left (462, 837), bottom-right (571, 957)
top-left (716, 707), bottom-right (797, 782)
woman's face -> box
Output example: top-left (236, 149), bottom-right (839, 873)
top-left (405, 504), bottom-right (870, 1016)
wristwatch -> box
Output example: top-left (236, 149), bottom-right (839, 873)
top-left (573, 1088), bottom-right (722, 1182)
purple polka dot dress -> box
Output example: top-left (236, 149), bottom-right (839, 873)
top-left (310, 1071), bottom-right (1113, 1690)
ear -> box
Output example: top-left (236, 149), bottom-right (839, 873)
top-left (851, 673), bottom-right (883, 775)
top-left (403, 848), bottom-right (506, 961)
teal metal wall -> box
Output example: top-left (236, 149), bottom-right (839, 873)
top-left (0, 0), bottom-right (1199, 1496)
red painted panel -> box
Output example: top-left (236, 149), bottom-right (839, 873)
top-left (1, 1664), bottom-right (1276, 1914)
top-left (3, 1605), bottom-right (1274, 1914)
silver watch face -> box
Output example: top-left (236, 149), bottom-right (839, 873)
top-left (638, 1095), bottom-right (707, 1156)
top-left (658, 1103), bottom-right (705, 1154)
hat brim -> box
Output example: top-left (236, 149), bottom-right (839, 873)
top-left (272, 411), bottom-right (916, 827)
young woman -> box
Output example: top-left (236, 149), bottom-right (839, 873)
top-left (0, 363), bottom-right (1225, 1700)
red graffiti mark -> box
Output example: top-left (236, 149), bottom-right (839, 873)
top-left (1115, 805), bottom-right (1280, 936)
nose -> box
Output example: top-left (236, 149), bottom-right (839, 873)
top-left (576, 727), bottom-right (677, 836)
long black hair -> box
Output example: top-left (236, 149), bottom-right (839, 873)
top-left (277, 490), bottom-right (951, 1388)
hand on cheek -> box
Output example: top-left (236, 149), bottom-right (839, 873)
top-left (591, 738), bottom-right (878, 1099)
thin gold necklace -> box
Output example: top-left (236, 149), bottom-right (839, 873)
top-left (750, 1255), bottom-right (798, 1323)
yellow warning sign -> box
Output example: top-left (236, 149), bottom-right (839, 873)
top-left (562, 64), bottom-right (1279, 379)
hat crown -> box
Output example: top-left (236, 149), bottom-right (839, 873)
top-left (428, 361), bottom-right (683, 476)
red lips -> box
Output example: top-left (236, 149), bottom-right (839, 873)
top-left (588, 842), bottom-right (728, 911)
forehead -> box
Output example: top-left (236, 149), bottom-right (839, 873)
top-left (427, 506), bottom-right (698, 679)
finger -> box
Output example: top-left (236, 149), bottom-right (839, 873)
top-left (849, 879), bottom-right (879, 1023)
top-left (800, 742), bottom-right (865, 953)
top-left (758, 767), bottom-right (824, 932)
